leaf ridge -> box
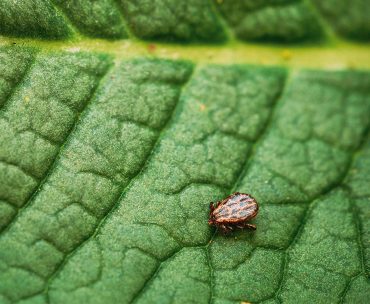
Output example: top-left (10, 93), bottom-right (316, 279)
top-left (111, 0), bottom-right (134, 38)
top-left (0, 52), bottom-right (37, 112)
top-left (304, 0), bottom-right (337, 40)
top-left (338, 272), bottom-right (362, 304)
top-left (42, 65), bottom-right (196, 301)
top-left (48, 0), bottom-right (80, 38)
top-left (351, 198), bottom-right (367, 276)
top-left (0, 58), bottom-right (112, 235)
top-left (129, 68), bottom-right (289, 304)
top-left (0, 159), bottom-right (39, 182)
top-left (272, 125), bottom-right (370, 303)
top-left (207, 0), bottom-right (234, 41)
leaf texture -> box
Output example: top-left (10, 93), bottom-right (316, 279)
top-left (0, 1), bottom-right (369, 304)
top-left (0, 0), bottom-right (369, 41)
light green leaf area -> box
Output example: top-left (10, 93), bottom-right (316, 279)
top-left (0, 1), bottom-right (370, 304)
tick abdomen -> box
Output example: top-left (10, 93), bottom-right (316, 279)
top-left (213, 193), bottom-right (258, 223)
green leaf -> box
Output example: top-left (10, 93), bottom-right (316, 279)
top-left (0, 1), bottom-right (369, 304)
top-left (1, 0), bottom-right (369, 42)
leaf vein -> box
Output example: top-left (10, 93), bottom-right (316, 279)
top-left (129, 68), bottom-right (289, 304)
top-left (0, 52), bottom-right (37, 112)
top-left (0, 59), bottom-right (112, 235)
top-left (273, 123), bottom-right (370, 303)
top-left (42, 64), bottom-right (196, 302)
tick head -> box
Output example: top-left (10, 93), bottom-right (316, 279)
top-left (208, 216), bottom-right (215, 226)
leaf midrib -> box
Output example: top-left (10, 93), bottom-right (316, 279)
top-left (0, 36), bottom-right (369, 70)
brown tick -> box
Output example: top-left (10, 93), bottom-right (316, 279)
top-left (208, 192), bottom-right (259, 234)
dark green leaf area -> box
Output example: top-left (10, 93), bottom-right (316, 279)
top-left (0, 47), bottom-right (369, 304)
top-left (53, 0), bottom-right (129, 39)
top-left (0, 50), bottom-right (110, 232)
top-left (0, 0), bottom-right (368, 42)
top-left (311, 0), bottom-right (370, 40)
top-left (0, 0), bottom-right (71, 39)
top-left (215, 0), bottom-right (321, 42)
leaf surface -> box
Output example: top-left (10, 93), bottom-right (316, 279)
top-left (0, 1), bottom-right (369, 304)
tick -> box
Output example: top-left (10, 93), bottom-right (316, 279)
top-left (208, 192), bottom-right (259, 234)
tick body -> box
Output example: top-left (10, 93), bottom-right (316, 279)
top-left (208, 192), bottom-right (259, 233)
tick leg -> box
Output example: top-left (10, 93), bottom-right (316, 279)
top-left (245, 223), bottom-right (256, 230)
top-left (220, 224), bottom-right (232, 235)
top-left (227, 225), bottom-right (236, 232)
top-left (235, 223), bottom-right (256, 230)
top-left (209, 202), bottom-right (216, 214)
